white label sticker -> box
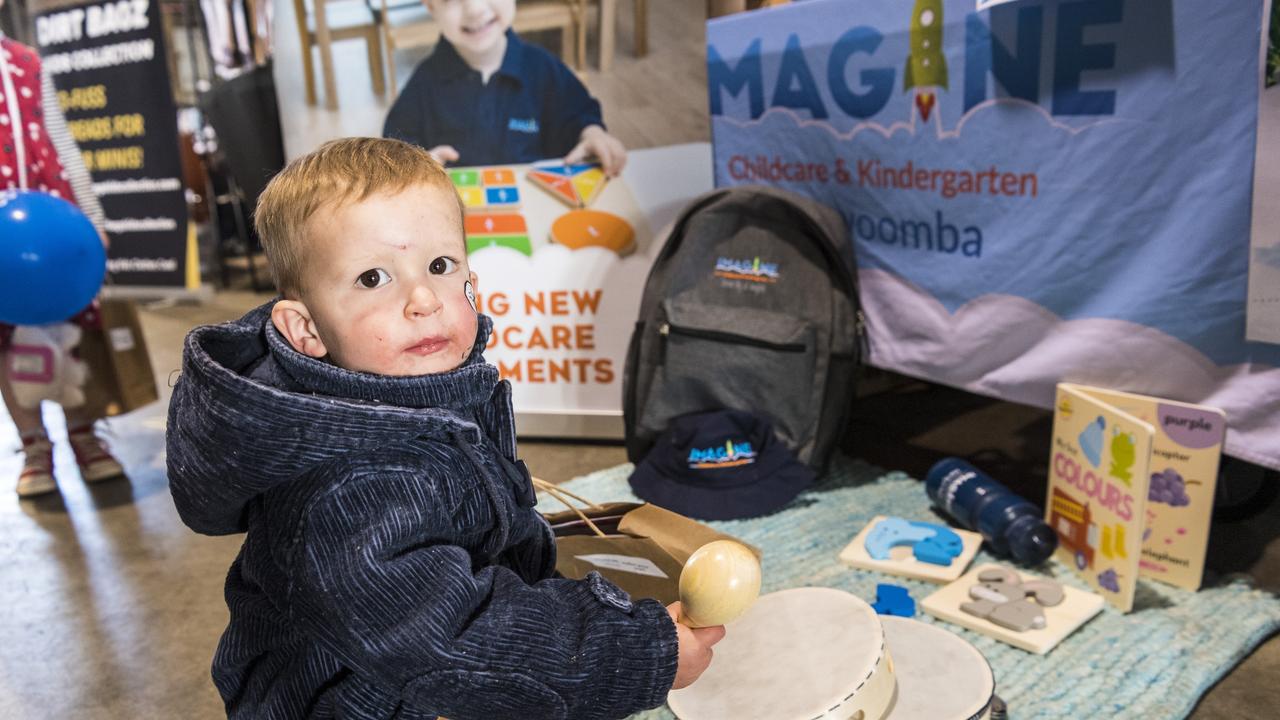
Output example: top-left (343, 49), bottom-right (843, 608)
top-left (574, 554), bottom-right (669, 578)
top-left (108, 327), bottom-right (135, 352)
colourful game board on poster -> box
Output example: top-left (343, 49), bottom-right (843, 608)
top-left (1066, 385), bottom-right (1226, 592)
top-left (1047, 384), bottom-right (1153, 612)
top-left (447, 162), bottom-right (654, 418)
top-left (449, 163), bottom-right (647, 258)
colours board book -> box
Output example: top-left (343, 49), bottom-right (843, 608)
top-left (1065, 385), bottom-right (1226, 591)
top-left (1048, 383), bottom-right (1153, 612)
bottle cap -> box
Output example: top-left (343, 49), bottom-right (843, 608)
top-left (1006, 515), bottom-right (1059, 566)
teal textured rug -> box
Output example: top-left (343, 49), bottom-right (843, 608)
top-left (559, 457), bottom-right (1280, 719)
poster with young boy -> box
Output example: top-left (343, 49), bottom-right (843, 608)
top-left (267, 0), bottom-right (714, 436)
top-left (707, 0), bottom-right (1280, 471)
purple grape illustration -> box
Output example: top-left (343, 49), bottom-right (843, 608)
top-left (1148, 468), bottom-right (1191, 507)
top-left (1098, 568), bottom-right (1121, 593)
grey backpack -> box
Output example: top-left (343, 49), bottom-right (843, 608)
top-left (623, 185), bottom-right (863, 472)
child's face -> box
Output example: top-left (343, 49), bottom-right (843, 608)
top-left (294, 184), bottom-right (479, 377)
top-left (426, 0), bottom-right (515, 57)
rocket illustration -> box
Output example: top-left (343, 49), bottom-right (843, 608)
top-left (904, 0), bottom-right (948, 122)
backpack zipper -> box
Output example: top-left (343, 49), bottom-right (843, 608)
top-left (855, 308), bottom-right (870, 361)
top-left (659, 322), bottom-right (806, 352)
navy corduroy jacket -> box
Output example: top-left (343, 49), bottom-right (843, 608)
top-left (166, 302), bottom-right (678, 719)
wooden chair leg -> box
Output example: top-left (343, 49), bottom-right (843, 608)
top-left (561, 22), bottom-right (576, 69)
top-left (575, 0), bottom-right (587, 71)
top-left (599, 0), bottom-right (616, 72)
top-left (314, 2), bottom-right (340, 111)
top-left (365, 27), bottom-right (386, 97)
top-left (293, 1), bottom-right (317, 105)
top-left (634, 0), bottom-right (647, 57)
top-left (387, 42), bottom-right (400, 98)
top-left (301, 43), bottom-right (318, 105)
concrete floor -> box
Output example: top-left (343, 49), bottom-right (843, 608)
top-left (0, 288), bottom-right (1276, 718)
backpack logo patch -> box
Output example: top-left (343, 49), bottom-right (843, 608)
top-left (687, 440), bottom-right (757, 469)
top-left (714, 256), bottom-right (779, 284)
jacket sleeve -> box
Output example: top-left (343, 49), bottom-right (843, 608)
top-left (285, 462), bottom-right (678, 720)
top-left (40, 65), bottom-right (105, 231)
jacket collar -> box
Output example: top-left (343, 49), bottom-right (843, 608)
top-left (265, 312), bottom-right (499, 411)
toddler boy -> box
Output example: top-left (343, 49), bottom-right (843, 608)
top-left (166, 138), bottom-right (720, 718)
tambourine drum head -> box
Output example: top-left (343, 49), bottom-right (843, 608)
top-left (668, 587), bottom-right (895, 720)
top-left (880, 616), bottom-right (995, 720)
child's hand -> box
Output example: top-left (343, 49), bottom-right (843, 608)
top-left (564, 125), bottom-right (627, 177)
top-left (427, 145), bottom-right (460, 166)
top-left (666, 602), bottom-right (725, 690)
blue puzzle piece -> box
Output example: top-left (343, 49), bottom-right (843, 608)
top-left (913, 524), bottom-right (963, 566)
top-left (871, 583), bottom-right (916, 617)
top-left (864, 517), bottom-right (964, 567)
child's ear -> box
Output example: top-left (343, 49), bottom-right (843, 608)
top-left (271, 300), bottom-right (329, 358)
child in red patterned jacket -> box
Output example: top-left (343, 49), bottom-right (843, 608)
top-left (1, 14), bottom-right (124, 497)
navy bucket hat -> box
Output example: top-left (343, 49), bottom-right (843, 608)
top-left (628, 409), bottom-right (814, 520)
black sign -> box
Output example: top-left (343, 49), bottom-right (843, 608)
top-left (34, 0), bottom-right (187, 288)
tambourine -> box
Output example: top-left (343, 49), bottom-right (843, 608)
top-left (668, 587), bottom-right (997, 720)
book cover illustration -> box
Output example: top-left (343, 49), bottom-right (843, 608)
top-left (1048, 384), bottom-right (1154, 612)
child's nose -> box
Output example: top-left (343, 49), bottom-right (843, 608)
top-left (405, 283), bottom-right (443, 318)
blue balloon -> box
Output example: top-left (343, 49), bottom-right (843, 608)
top-left (0, 190), bottom-right (106, 325)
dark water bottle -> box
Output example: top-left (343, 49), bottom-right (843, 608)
top-left (924, 458), bottom-right (1058, 566)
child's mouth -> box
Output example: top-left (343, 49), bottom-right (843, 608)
top-left (462, 17), bottom-right (498, 35)
top-left (405, 337), bottom-right (450, 356)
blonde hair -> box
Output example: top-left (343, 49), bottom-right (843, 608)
top-left (254, 137), bottom-right (459, 296)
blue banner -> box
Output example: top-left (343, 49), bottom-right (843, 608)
top-left (709, 0), bottom-right (1279, 470)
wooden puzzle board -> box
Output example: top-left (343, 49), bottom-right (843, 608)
top-left (921, 563), bottom-right (1104, 655)
top-left (839, 514), bottom-right (983, 583)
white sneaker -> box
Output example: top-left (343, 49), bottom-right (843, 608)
top-left (16, 437), bottom-right (56, 497)
top-left (68, 428), bottom-right (126, 483)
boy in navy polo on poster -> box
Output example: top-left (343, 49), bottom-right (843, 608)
top-left (383, 0), bottom-right (627, 175)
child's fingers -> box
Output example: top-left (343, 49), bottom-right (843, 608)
top-left (429, 145), bottom-right (460, 164)
top-left (691, 624), bottom-right (726, 646)
top-left (605, 143), bottom-right (627, 177)
top-left (563, 141), bottom-right (589, 166)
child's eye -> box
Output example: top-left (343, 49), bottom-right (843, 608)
top-left (429, 257), bottom-right (459, 275)
top-left (356, 268), bottom-right (391, 288)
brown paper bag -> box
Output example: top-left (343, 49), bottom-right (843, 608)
top-left (539, 482), bottom-right (759, 605)
top-left (76, 300), bottom-right (159, 415)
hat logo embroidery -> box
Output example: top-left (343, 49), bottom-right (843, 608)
top-left (713, 256), bottom-right (779, 284)
top-left (687, 440), bottom-right (757, 469)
